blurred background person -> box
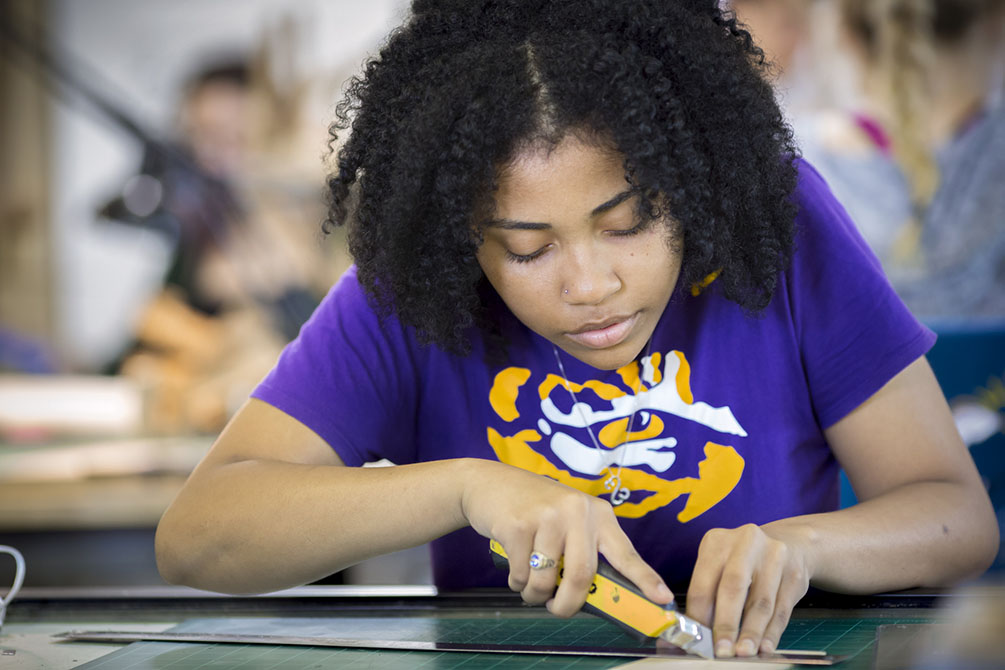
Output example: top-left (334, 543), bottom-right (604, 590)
top-left (793, 0), bottom-right (1005, 319)
top-left (103, 52), bottom-right (347, 434)
top-left (0, 0), bottom-right (420, 591)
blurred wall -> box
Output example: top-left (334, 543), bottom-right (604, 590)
top-left (44, 0), bottom-right (408, 370)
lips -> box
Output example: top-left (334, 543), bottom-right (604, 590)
top-left (565, 312), bottom-right (639, 349)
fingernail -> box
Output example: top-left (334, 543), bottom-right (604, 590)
top-left (760, 639), bottom-right (776, 654)
top-left (736, 639), bottom-right (756, 657)
top-left (656, 584), bottom-right (673, 602)
top-left (715, 640), bottom-right (734, 658)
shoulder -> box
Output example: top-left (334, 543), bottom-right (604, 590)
top-left (316, 266), bottom-right (374, 321)
top-left (792, 157), bottom-right (858, 220)
top-left (264, 266), bottom-right (426, 396)
top-left (789, 158), bottom-right (882, 266)
top-left (779, 161), bottom-right (935, 426)
top-left (317, 266), bottom-right (503, 372)
top-left (308, 266), bottom-right (413, 346)
top-left (791, 158), bottom-right (834, 209)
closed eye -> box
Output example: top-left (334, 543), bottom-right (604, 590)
top-left (505, 216), bottom-right (650, 263)
top-left (505, 245), bottom-right (550, 264)
top-left (609, 217), bottom-right (651, 237)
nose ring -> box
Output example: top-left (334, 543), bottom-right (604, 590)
top-left (563, 288), bottom-right (569, 295)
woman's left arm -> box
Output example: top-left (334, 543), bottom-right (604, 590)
top-left (686, 356), bottom-right (999, 658)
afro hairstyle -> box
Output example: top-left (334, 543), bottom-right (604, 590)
top-left (325, 0), bottom-right (800, 355)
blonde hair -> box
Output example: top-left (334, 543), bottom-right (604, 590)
top-left (843, 0), bottom-right (939, 213)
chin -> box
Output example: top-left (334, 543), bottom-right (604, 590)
top-left (560, 340), bottom-right (647, 372)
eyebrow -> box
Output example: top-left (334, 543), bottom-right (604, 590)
top-left (483, 188), bottom-right (636, 230)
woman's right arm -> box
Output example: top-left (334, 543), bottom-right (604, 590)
top-left (155, 398), bottom-right (473, 594)
top-left (155, 398), bottom-right (671, 613)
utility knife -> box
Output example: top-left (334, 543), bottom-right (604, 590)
top-left (489, 539), bottom-right (715, 659)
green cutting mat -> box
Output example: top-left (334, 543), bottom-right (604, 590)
top-left (72, 613), bottom-right (932, 669)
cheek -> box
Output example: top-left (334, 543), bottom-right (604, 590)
top-left (477, 259), bottom-right (557, 330)
top-left (634, 244), bottom-right (682, 299)
top-left (627, 231), bottom-right (678, 270)
top-left (477, 251), bottom-right (534, 306)
top-left (493, 271), bottom-right (547, 312)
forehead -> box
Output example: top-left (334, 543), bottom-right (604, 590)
top-left (493, 136), bottom-right (628, 214)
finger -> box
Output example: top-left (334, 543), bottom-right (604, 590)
top-left (686, 529), bottom-right (729, 629)
top-left (734, 544), bottom-right (786, 657)
top-left (759, 566), bottom-right (809, 655)
top-left (548, 527), bottom-right (596, 617)
top-left (522, 528), bottom-right (563, 605)
top-left (504, 534), bottom-right (534, 594)
top-left (711, 529), bottom-right (760, 657)
top-left (597, 517), bottom-right (673, 606)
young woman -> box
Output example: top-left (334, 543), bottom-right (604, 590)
top-left (155, 0), bottom-right (998, 659)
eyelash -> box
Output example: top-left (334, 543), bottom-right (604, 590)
top-left (505, 248), bottom-right (547, 264)
top-left (504, 218), bottom-right (650, 264)
top-left (612, 217), bottom-right (650, 237)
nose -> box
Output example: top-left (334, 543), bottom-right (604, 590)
top-left (561, 244), bottom-right (622, 305)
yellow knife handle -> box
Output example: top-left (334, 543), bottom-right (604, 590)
top-left (489, 539), bottom-right (679, 640)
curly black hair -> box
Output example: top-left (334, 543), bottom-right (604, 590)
top-left (325, 0), bottom-right (799, 356)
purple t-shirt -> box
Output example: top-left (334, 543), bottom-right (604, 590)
top-left (253, 161), bottom-right (934, 590)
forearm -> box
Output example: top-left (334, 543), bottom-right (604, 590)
top-left (156, 457), bottom-right (476, 594)
top-left (765, 479), bottom-right (999, 594)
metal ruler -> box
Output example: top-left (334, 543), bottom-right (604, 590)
top-left (56, 630), bottom-right (844, 664)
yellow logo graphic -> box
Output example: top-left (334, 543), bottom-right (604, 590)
top-left (487, 350), bottom-right (745, 521)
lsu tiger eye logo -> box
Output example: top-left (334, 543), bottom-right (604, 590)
top-left (487, 350), bottom-right (746, 521)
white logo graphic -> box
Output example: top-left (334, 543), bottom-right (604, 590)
top-left (541, 351), bottom-right (746, 476)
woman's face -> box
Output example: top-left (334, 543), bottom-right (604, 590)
top-left (476, 134), bottom-right (682, 370)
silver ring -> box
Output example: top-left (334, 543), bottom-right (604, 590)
top-left (529, 551), bottom-right (556, 570)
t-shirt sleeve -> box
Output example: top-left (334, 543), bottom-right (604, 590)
top-left (251, 267), bottom-right (420, 466)
top-left (788, 160), bottom-right (936, 428)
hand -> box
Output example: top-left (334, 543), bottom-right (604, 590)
top-left (460, 460), bottom-right (673, 617)
top-left (686, 523), bottom-right (812, 658)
